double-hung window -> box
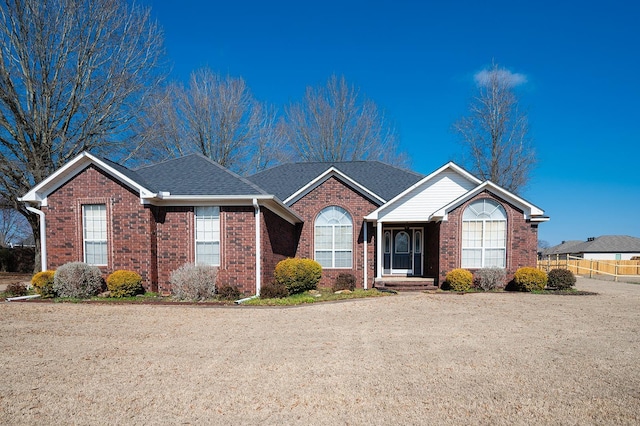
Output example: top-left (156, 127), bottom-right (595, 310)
top-left (82, 204), bottom-right (107, 265)
top-left (195, 206), bottom-right (220, 266)
top-left (461, 199), bottom-right (507, 268)
top-left (315, 206), bottom-right (353, 268)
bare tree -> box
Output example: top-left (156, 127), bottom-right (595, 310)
top-left (453, 62), bottom-right (535, 194)
top-left (281, 75), bottom-right (406, 166)
top-left (0, 199), bottom-right (30, 247)
top-left (135, 68), bottom-right (283, 174)
top-left (0, 0), bottom-right (165, 269)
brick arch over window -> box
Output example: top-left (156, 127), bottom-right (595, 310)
top-left (461, 198), bottom-right (507, 268)
top-left (314, 206), bottom-right (353, 268)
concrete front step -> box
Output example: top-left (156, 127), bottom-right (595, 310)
top-left (374, 277), bottom-right (438, 292)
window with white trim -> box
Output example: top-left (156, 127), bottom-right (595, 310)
top-left (315, 206), bottom-right (353, 268)
top-left (461, 199), bottom-right (507, 268)
top-left (82, 204), bottom-right (107, 265)
top-left (195, 206), bottom-right (220, 266)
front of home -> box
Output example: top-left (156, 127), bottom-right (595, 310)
top-left (20, 152), bottom-right (548, 295)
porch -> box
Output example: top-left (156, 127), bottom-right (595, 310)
top-left (371, 221), bottom-right (440, 285)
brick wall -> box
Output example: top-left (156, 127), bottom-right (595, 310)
top-left (260, 207), bottom-right (299, 287)
top-left (45, 166), bottom-right (156, 290)
top-left (438, 190), bottom-right (539, 284)
top-left (289, 176), bottom-right (378, 289)
top-left (154, 206), bottom-right (192, 293)
top-left (217, 206), bottom-right (257, 295)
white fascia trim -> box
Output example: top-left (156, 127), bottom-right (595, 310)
top-left (431, 181), bottom-right (545, 221)
top-left (21, 151), bottom-right (154, 206)
top-left (142, 194), bottom-right (303, 225)
top-left (364, 162), bottom-right (481, 221)
top-left (284, 167), bottom-right (386, 206)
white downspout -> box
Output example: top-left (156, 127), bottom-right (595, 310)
top-left (376, 221), bottom-right (383, 279)
top-left (253, 198), bottom-right (261, 296)
top-left (363, 220), bottom-right (368, 290)
top-left (26, 206), bottom-right (47, 271)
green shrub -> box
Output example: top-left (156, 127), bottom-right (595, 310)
top-left (260, 281), bottom-right (289, 299)
top-left (547, 268), bottom-right (576, 290)
top-left (106, 270), bottom-right (144, 298)
top-left (53, 262), bottom-right (104, 298)
top-left (514, 267), bottom-right (548, 292)
top-left (5, 282), bottom-right (28, 297)
top-left (31, 270), bottom-right (57, 298)
top-left (274, 258), bottom-right (322, 295)
top-left (445, 268), bottom-right (473, 292)
top-left (473, 268), bottom-right (506, 291)
top-left (170, 264), bottom-right (217, 300)
top-left (333, 273), bottom-right (356, 292)
top-left (217, 284), bottom-right (242, 301)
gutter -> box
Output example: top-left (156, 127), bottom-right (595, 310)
top-left (234, 295), bottom-right (258, 305)
top-left (253, 198), bottom-right (261, 297)
top-left (7, 294), bottom-right (41, 302)
top-left (25, 206), bottom-right (47, 271)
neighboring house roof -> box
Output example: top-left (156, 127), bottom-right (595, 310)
top-left (247, 161), bottom-right (424, 203)
top-left (542, 235), bottom-right (640, 256)
top-left (540, 240), bottom-right (584, 257)
top-left (133, 154), bottom-right (268, 197)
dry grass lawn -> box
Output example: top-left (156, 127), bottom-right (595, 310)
top-left (1, 277), bottom-right (639, 425)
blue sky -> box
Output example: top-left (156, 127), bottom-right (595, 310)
top-left (147, 0), bottom-right (639, 246)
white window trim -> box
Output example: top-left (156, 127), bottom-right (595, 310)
top-left (195, 206), bottom-right (221, 266)
top-left (314, 206), bottom-right (353, 269)
top-left (461, 200), bottom-right (507, 269)
top-left (82, 204), bottom-right (108, 266)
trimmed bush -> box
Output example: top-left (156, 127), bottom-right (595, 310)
top-left (217, 284), bottom-right (242, 301)
top-left (445, 268), bottom-right (473, 292)
top-left (547, 268), bottom-right (576, 290)
top-left (474, 268), bottom-right (506, 291)
top-left (333, 273), bottom-right (356, 292)
top-left (260, 281), bottom-right (289, 299)
top-left (31, 270), bottom-right (56, 298)
top-left (274, 258), bottom-right (322, 295)
top-left (170, 264), bottom-right (217, 300)
top-left (5, 282), bottom-right (28, 297)
top-left (53, 262), bottom-right (104, 298)
top-left (106, 270), bottom-right (144, 298)
top-left (513, 267), bottom-right (548, 292)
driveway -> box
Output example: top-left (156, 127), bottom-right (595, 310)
top-left (1, 277), bottom-right (638, 424)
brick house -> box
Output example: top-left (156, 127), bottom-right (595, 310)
top-left (20, 152), bottom-right (548, 294)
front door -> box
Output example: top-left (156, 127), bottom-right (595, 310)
top-left (392, 230), bottom-right (411, 273)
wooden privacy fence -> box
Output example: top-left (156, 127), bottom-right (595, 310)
top-left (538, 255), bottom-right (640, 281)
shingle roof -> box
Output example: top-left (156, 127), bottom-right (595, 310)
top-left (541, 240), bottom-right (584, 256)
top-left (247, 161), bottom-right (424, 202)
top-left (100, 157), bottom-right (154, 190)
top-left (575, 235), bottom-right (640, 253)
top-left (542, 235), bottom-right (640, 255)
top-left (132, 154), bottom-right (268, 196)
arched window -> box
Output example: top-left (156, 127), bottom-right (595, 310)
top-left (315, 206), bottom-right (353, 268)
top-left (462, 199), bottom-right (507, 268)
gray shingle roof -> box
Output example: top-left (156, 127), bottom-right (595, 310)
top-left (100, 157), bottom-right (154, 190)
top-left (132, 154), bottom-right (268, 196)
top-left (247, 161), bottom-right (424, 203)
top-left (575, 235), bottom-right (640, 253)
top-left (543, 235), bottom-right (640, 256)
top-left (541, 240), bottom-right (584, 256)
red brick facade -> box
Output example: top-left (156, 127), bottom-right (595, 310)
top-left (45, 166), bottom-right (157, 289)
top-left (289, 176), bottom-right (378, 288)
top-left (438, 190), bottom-right (539, 284)
top-left (42, 166), bottom-right (540, 295)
